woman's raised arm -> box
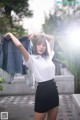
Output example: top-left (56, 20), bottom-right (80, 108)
top-left (5, 32), bottom-right (29, 61)
top-left (28, 33), bottom-right (54, 50)
top-left (42, 33), bottom-right (54, 50)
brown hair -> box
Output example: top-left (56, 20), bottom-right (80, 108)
top-left (32, 35), bottom-right (49, 56)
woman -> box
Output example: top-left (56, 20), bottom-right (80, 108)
top-left (5, 32), bottom-right (59, 120)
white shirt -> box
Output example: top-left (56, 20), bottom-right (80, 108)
top-left (23, 50), bottom-right (55, 83)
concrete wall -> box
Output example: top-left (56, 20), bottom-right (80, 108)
top-left (72, 94), bottom-right (80, 120)
top-left (55, 75), bottom-right (74, 94)
top-left (0, 70), bottom-right (74, 95)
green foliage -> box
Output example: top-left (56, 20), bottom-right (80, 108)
top-left (0, 76), bottom-right (4, 83)
top-left (0, 0), bottom-right (33, 18)
top-left (0, 76), bottom-right (4, 91)
top-left (0, 16), bottom-right (10, 35)
top-left (0, 0), bottom-right (33, 34)
top-left (42, 13), bottom-right (62, 35)
top-left (11, 26), bottom-right (26, 36)
top-left (0, 16), bottom-right (26, 36)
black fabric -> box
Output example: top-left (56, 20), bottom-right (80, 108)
top-left (34, 79), bottom-right (59, 113)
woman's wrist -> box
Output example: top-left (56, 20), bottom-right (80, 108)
top-left (5, 32), bottom-right (13, 40)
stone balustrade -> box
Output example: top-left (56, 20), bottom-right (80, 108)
top-left (72, 94), bottom-right (80, 120)
top-left (0, 67), bottom-right (74, 95)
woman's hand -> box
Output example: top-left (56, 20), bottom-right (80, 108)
top-left (5, 32), bottom-right (13, 40)
top-left (5, 32), bottom-right (29, 62)
top-left (27, 34), bottom-right (34, 40)
top-left (27, 33), bottom-right (40, 40)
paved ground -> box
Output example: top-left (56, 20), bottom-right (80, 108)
top-left (0, 95), bottom-right (75, 120)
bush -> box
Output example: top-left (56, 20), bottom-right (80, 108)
top-left (0, 76), bottom-right (4, 91)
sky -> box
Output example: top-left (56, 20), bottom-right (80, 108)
top-left (22, 0), bottom-right (55, 33)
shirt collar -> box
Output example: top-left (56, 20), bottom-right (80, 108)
top-left (34, 55), bottom-right (41, 59)
top-left (33, 55), bottom-right (47, 59)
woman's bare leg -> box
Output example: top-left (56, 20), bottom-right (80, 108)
top-left (47, 106), bottom-right (58, 120)
top-left (34, 112), bottom-right (46, 120)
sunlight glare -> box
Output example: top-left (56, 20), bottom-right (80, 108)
top-left (67, 28), bottom-right (80, 50)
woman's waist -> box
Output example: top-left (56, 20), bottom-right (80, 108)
top-left (37, 78), bottom-right (55, 84)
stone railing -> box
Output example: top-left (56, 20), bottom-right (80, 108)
top-left (55, 75), bottom-right (74, 94)
top-left (72, 94), bottom-right (80, 120)
top-left (0, 68), bottom-right (74, 95)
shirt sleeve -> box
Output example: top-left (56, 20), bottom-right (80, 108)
top-left (46, 40), bottom-right (54, 60)
top-left (22, 54), bottom-right (33, 69)
top-left (48, 50), bottom-right (54, 60)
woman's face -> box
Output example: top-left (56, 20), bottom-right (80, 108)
top-left (36, 43), bottom-right (46, 55)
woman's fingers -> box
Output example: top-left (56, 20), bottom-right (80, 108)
top-left (27, 33), bottom-right (40, 40)
top-left (27, 34), bottom-right (35, 40)
top-left (5, 33), bottom-right (12, 40)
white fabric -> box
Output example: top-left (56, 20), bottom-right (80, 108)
top-left (46, 39), bottom-right (51, 55)
top-left (46, 39), bottom-right (54, 60)
top-left (23, 50), bottom-right (55, 83)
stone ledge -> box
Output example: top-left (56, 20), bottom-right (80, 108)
top-left (55, 75), bottom-right (74, 94)
top-left (0, 75), bottom-right (74, 95)
top-left (72, 94), bottom-right (80, 120)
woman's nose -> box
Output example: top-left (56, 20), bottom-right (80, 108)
top-left (40, 44), bottom-right (43, 48)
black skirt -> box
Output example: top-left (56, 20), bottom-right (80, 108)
top-left (34, 79), bottom-right (59, 113)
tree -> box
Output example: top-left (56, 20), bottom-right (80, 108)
top-left (42, 13), bottom-right (64, 36)
top-left (0, 0), bottom-right (33, 36)
top-left (0, 0), bottom-right (33, 27)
